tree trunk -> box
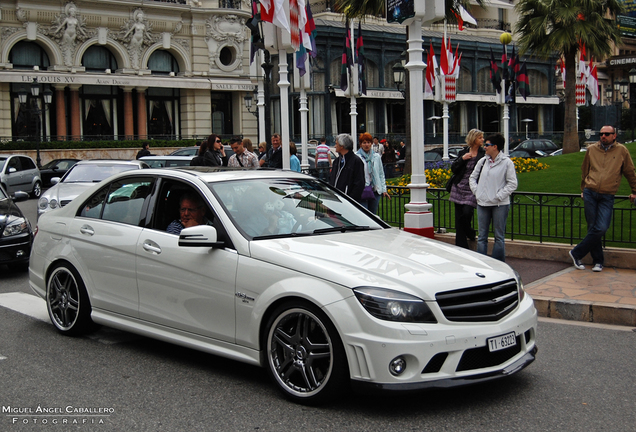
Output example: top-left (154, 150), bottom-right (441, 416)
top-left (562, 51), bottom-right (579, 154)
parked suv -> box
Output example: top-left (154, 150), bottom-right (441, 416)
top-left (0, 155), bottom-right (42, 198)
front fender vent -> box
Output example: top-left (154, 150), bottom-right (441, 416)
top-left (435, 279), bottom-right (519, 322)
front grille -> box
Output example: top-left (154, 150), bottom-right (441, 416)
top-left (456, 336), bottom-right (521, 372)
top-left (435, 279), bottom-right (519, 322)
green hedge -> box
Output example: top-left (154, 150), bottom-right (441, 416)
top-left (0, 139), bottom-right (198, 151)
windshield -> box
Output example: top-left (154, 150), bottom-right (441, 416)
top-left (63, 164), bottom-right (140, 183)
top-left (210, 178), bottom-right (386, 240)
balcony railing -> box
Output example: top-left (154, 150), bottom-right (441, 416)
top-left (150, 0), bottom-right (187, 4)
top-left (378, 188), bottom-right (636, 248)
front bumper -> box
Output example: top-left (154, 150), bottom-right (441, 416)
top-left (0, 233), bottom-right (32, 265)
top-left (324, 293), bottom-right (538, 390)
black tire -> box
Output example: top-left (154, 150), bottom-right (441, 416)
top-left (31, 181), bottom-right (42, 199)
top-left (46, 263), bottom-right (94, 336)
top-left (264, 301), bottom-right (348, 405)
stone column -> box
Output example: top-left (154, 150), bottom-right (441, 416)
top-left (68, 85), bottom-right (81, 141)
top-left (122, 87), bottom-right (134, 140)
top-left (53, 85), bottom-right (67, 140)
top-left (136, 87), bottom-right (148, 140)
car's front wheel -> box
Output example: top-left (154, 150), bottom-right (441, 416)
top-left (31, 181), bottom-right (42, 199)
top-left (265, 301), bottom-right (348, 405)
top-left (46, 263), bottom-right (94, 335)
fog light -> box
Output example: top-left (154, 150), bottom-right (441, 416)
top-left (389, 356), bottom-right (406, 376)
top-left (16, 250), bottom-right (25, 257)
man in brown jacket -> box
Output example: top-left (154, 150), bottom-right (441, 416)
top-left (569, 125), bottom-right (636, 272)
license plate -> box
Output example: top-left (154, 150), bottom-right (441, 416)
top-left (487, 332), bottom-right (517, 352)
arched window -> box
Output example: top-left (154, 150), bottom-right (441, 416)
top-left (457, 66), bottom-right (472, 92)
top-left (148, 50), bottom-right (179, 76)
top-left (529, 69), bottom-right (549, 95)
top-left (9, 41), bottom-right (50, 69)
top-left (82, 46), bottom-right (118, 72)
top-left (477, 67), bottom-right (495, 94)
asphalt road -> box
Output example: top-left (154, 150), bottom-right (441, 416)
top-left (2, 197), bottom-right (635, 432)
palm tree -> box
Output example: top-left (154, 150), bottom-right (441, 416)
top-left (515, 0), bottom-right (624, 154)
top-left (334, 0), bottom-right (480, 23)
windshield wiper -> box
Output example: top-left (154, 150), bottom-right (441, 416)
top-left (252, 232), bottom-right (314, 240)
top-left (313, 225), bottom-right (371, 234)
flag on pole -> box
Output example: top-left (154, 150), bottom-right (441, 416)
top-left (248, 0), bottom-right (260, 64)
top-left (506, 46), bottom-right (519, 104)
top-left (424, 42), bottom-right (436, 98)
top-left (290, 0), bottom-right (300, 50)
top-left (295, 2), bottom-right (316, 77)
top-left (517, 61), bottom-right (530, 100)
top-left (340, 21), bottom-right (353, 92)
top-left (260, 0), bottom-right (273, 22)
top-left (587, 58), bottom-right (599, 105)
top-left (440, 37), bottom-right (449, 75)
top-left (356, 21), bottom-right (367, 95)
top-left (490, 48), bottom-right (502, 94)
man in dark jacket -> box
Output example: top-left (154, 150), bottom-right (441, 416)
top-left (267, 133), bottom-right (283, 169)
top-left (329, 133), bottom-right (365, 201)
top-left (136, 142), bottom-right (152, 159)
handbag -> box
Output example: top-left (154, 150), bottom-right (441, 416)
top-left (445, 174), bottom-right (456, 192)
top-left (361, 185), bottom-right (375, 200)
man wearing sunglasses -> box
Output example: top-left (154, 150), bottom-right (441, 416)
top-left (569, 125), bottom-right (636, 272)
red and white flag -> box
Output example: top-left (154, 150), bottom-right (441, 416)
top-left (587, 58), bottom-right (599, 105)
top-left (424, 42), bottom-right (436, 98)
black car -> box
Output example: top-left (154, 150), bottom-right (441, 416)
top-left (510, 139), bottom-right (559, 158)
top-left (39, 158), bottom-right (81, 186)
top-left (426, 145), bottom-right (464, 160)
top-left (0, 185), bottom-right (32, 270)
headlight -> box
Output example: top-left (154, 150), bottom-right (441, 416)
top-left (2, 216), bottom-right (30, 237)
top-left (354, 287), bottom-right (437, 323)
top-left (513, 270), bottom-right (526, 302)
top-left (38, 197), bottom-right (48, 209)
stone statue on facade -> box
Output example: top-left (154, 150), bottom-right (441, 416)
top-left (119, 9), bottom-right (153, 70)
top-left (50, 2), bottom-right (89, 67)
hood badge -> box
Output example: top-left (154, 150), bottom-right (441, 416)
top-left (476, 273), bottom-right (486, 278)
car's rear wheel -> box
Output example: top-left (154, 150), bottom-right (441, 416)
top-left (265, 301), bottom-right (348, 405)
top-left (31, 181), bottom-right (42, 199)
top-left (46, 263), bottom-right (94, 335)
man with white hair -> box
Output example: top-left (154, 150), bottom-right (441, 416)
top-left (329, 133), bottom-right (365, 201)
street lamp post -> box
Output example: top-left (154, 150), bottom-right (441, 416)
top-left (244, 89), bottom-right (258, 121)
top-left (18, 78), bottom-right (52, 168)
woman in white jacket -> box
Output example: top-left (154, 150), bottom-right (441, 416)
top-left (469, 133), bottom-right (517, 262)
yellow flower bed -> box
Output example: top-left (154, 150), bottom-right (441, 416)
top-left (387, 157), bottom-right (549, 191)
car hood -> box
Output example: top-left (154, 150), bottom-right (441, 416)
top-left (248, 228), bottom-right (516, 300)
top-left (42, 182), bottom-right (95, 203)
top-left (0, 198), bottom-right (25, 225)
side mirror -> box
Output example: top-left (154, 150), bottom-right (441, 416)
top-left (8, 167), bottom-right (17, 174)
top-left (11, 191), bottom-right (29, 202)
top-left (179, 225), bottom-right (224, 249)
top-left (51, 177), bottom-right (61, 185)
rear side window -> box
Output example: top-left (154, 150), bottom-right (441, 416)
top-left (79, 177), bottom-right (154, 226)
top-left (19, 157), bottom-right (36, 170)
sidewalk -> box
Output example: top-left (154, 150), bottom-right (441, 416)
top-left (434, 234), bottom-right (636, 327)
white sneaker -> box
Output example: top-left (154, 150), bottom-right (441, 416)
top-left (592, 264), bottom-right (603, 272)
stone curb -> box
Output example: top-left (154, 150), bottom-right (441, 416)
top-left (531, 296), bottom-right (636, 327)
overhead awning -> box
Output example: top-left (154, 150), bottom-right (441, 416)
top-left (470, 0), bottom-right (515, 10)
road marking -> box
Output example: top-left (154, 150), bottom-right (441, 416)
top-left (0, 292), bottom-right (49, 322)
top-left (0, 292), bottom-right (141, 344)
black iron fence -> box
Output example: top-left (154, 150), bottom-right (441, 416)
top-left (378, 187), bottom-right (636, 248)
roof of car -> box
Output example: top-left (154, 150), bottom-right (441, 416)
top-left (76, 159), bottom-right (147, 165)
top-left (132, 166), bottom-right (311, 183)
top-left (140, 155), bottom-right (194, 160)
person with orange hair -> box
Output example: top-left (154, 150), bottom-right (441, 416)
top-left (356, 132), bottom-right (390, 214)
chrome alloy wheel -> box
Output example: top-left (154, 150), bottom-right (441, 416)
top-left (46, 264), bottom-right (93, 335)
top-left (267, 307), bottom-right (334, 399)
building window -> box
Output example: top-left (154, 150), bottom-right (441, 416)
top-left (82, 46), bottom-right (117, 73)
top-left (148, 87), bottom-right (180, 139)
top-left (9, 41), bottom-right (50, 69)
top-left (211, 93), bottom-right (232, 136)
top-left (148, 50), bottom-right (179, 76)
top-left (81, 85), bottom-right (118, 140)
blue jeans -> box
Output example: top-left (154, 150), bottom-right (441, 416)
top-left (477, 204), bottom-right (509, 262)
top-left (317, 161), bottom-right (330, 182)
top-left (571, 188), bottom-right (614, 266)
top-left (359, 192), bottom-right (381, 214)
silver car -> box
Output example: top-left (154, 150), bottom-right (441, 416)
top-left (37, 159), bottom-right (148, 218)
top-left (0, 155), bottom-right (42, 198)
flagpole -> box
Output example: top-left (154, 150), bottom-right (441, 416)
top-left (500, 33), bottom-right (512, 154)
top-left (349, 19), bottom-right (358, 150)
top-left (442, 19), bottom-right (449, 161)
top-left (278, 47), bottom-right (291, 169)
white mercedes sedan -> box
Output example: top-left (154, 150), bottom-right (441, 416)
top-left (29, 167), bottom-right (537, 404)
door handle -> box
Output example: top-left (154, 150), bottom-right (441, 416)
top-left (143, 241), bottom-right (161, 254)
top-left (79, 225), bottom-right (94, 236)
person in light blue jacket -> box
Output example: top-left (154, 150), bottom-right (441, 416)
top-left (357, 132), bottom-right (390, 214)
top-left (289, 142), bottom-right (301, 172)
top-left (469, 133), bottom-right (517, 262)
